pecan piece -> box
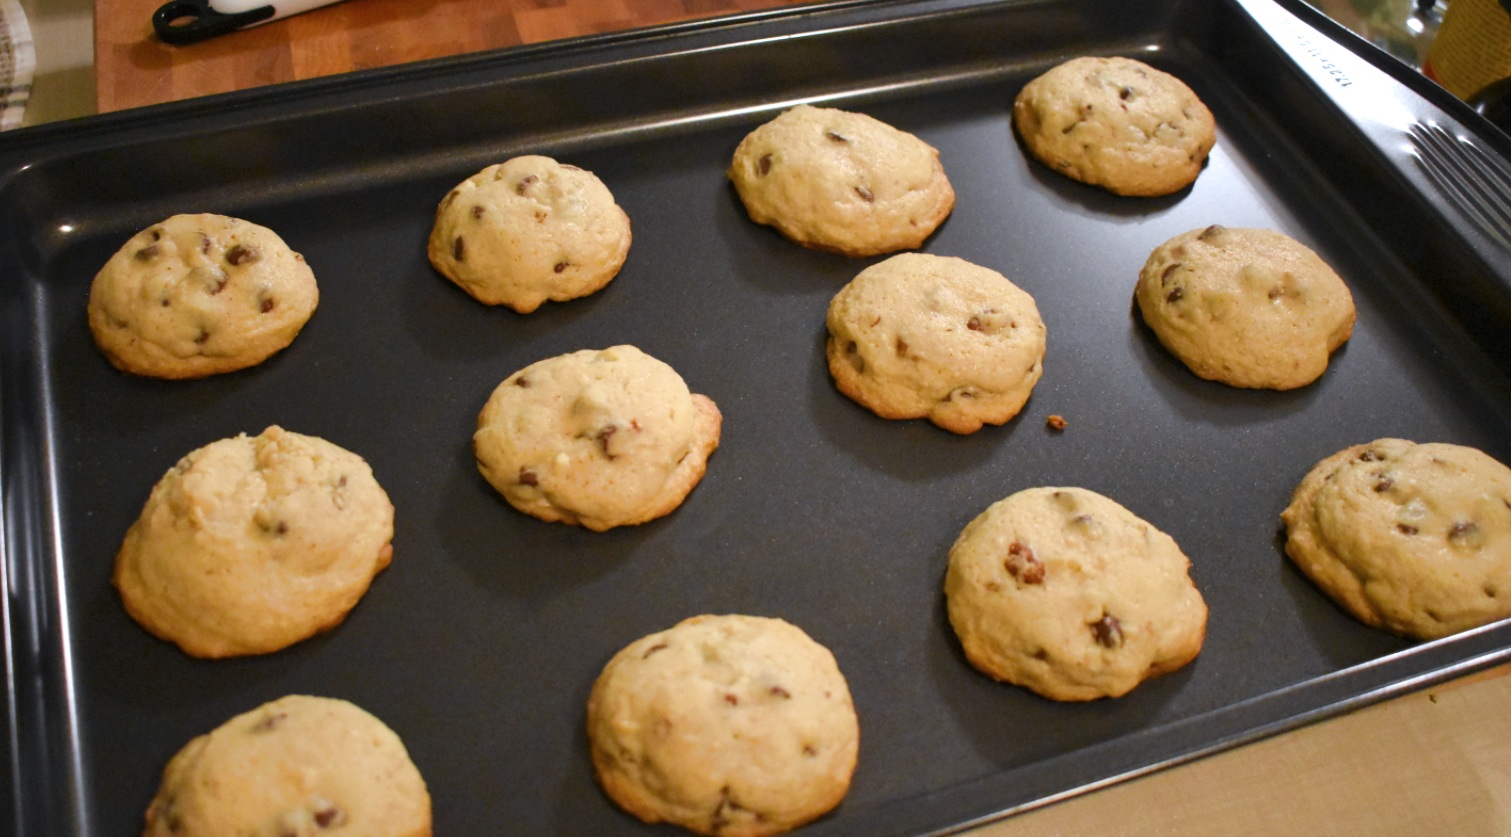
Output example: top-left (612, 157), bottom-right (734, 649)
top-left (1004, 541), bottom-right (1045, 585)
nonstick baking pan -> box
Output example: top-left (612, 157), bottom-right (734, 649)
top-left (5, 0), bottom-right (1511, 833)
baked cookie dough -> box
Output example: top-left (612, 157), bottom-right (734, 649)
top-left (427, 155), bottom-right (632, 312)
top-left (945, 487), bottom-right (1208, 701)
top-left (1013, 56), bottom-right (1216, 197)
top-left (113, 426), bottom-right (394, 658)
top-left (473, 345), bottom-right (721, 531)
top-left (727, 104), bottom-right (955, 257)
top-left (1281, 439), bottom-right (1511, 640)
top-left (1134, 225), bottom-right (1355, 389)
top-left (825, 253), bottom-right (1047, 434)
top-left (87, 213), bottom-right (319, 379)
top-left (587, 614), bottom-right (859, 837)
top-left (142, 695), bottom-right (431, 837)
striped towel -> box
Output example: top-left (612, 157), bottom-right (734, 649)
top-left (1, 0), bottom-right (34, 130)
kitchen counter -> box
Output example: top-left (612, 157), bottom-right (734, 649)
top-left (90, 1), bottom-right (1511, 834)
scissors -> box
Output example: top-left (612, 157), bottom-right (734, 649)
top-left (152, 0), bottom-right (346, 45)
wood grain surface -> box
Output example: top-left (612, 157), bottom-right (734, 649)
top-left (95, 0), bottom-right (806, 112)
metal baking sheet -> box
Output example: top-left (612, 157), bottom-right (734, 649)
top-left (6, 0), bottom-right (1511, 833)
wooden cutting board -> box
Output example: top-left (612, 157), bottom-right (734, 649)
top-left (95, 0), bottom-right (806, 112)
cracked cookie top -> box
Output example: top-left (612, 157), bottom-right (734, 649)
top-left (113, 426), bottom-right (394, 658)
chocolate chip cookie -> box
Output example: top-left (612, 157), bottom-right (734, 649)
top-left (87, 214), bottom-right (319, 378)
top-left (1014, 56), bottom-right (1216, 196)
top-left (727, 104), bottom-right (955, 256)
top-left (587, 614), bottom-right (859, 836)
top-left (945, 487), bottom-right (1208, 700)
top-left (826, 253), bottom-right (1047, 433)
top-left (1282, 439), bottom-right (1511, 640)
top-left (1135, 225), bottom-right (1355, 389)
top-left (143, 695), bottom-right (431, 837)
top-left (473, 345), bottom-right (721, 531)
top-left (428, 155), bottom-right (632, 312)
top-left (113, 426), bottom-right (394, 658)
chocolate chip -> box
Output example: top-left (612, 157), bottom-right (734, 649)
top-left (1373, 474), bottom-right (1394, 492)
top-left (758, 154), bottom-right (772, 176)
top-left (895, 337), bottom-right (909, 357)
top-left (724, 693), bottom-right (739, 706)
top-left (313, 806), bottom-right (345, 828)
top-left (1119, 85), bottom-right (1134, 100)
top-left (1397, 523), bottom-right (1419, 535)
top-left (643, 642), bottom-right (668, 658)
top-left (259, 295), bottom-right (276, 313)
top-left (199, 234), bottom-right (211, 255)
top-left (515, 377), bottom-right (531, 388)
top-left (472, 205), bottom-right (485, 219)
top-left (160, 298), bottom-right (171, 307)
top-left (149, 228), bottom-right (163, 241)
top-left (135, 244), bottom-right (160, 261)
top-left (225, 244), bottom-right (259, 266)
top-left (967, 316), bottom-right (982, 331)
top-left (1160, 263), bottom-right (1181, 285)
top-left (855, 185), bottom-right (874, 202)
top-left (1449, 521), bottom-right (1481, 544)
top-left (1198, 224), bottom-right (1226, 241)
top-left (1091, 614), bottom-right (1123, 648)
top-left (516, 174), bottom-right (538, 195)
top-left (597, 425), bottom-right (618, 458)
top-left (803, 744), bottom-right (818, 756)
top-left (252, 711), bottom-right (288, 733)
top-left (453, 236), bottom-right (465, 261)
top-left (554, 261), bottom-right (569, 273)
top-left (519, 468), bottom-right (539, 487)
top-left (1005, 541), bottom-right (1045, 585)
top-left (194, 329), bottom-right (211, 345)
top-left (1358, 450), bottom-right (1384, 462)
top-left (1166, 286), bottom-right (1184, 303)
top-left (1268, 287), bottom-right (1286, 301)
top-left (771, 686), bottom-right (791, 699)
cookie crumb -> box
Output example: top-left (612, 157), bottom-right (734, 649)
top-left (1046, 414), bottom-right (1067, 431)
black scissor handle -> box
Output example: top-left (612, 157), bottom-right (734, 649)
top-left (153, 0), bottom-right (275, 45)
